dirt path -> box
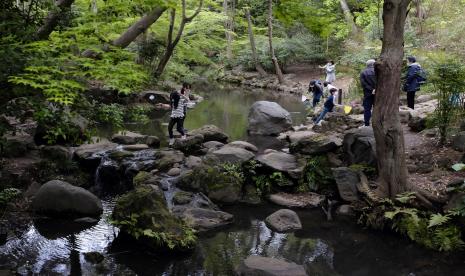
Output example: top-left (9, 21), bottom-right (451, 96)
top-left (285, 63), bottom-right (354, 97)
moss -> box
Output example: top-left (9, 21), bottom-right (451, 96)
top-left (173, 191), bottom-right (194, 205)
top-left (109, 150), bottom-right (134, 160)
top-left (111, 185), bottom-right (197, 251)
top-left (133, 171), bottom-right (151, 187)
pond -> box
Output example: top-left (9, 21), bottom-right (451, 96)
top-left (107, 83), bottom-right (308, 147)
top-left (2, 201), bottom-right (465, 275)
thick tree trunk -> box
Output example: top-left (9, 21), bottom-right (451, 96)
top-left (267, 0), bottom-right (284, 84)
top-left (246, 9), bottom-right (266, 76)
top-left (112, 7), bottom-right (166, 48)
top-left (372, 0), bottom-right (411, 198)
top-left (35, 0), bottom-right (75, 40)
top-left (339, 0), bottom-right (359, 36)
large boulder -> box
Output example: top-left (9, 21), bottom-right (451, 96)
top-left (2, 134), bottom-right (36, 158)
top-left (256, 151), bottom-right (303, 179)
top-left (209, 145), bottom-right (255, 164)
top-left (154, 150), bottom-right (185, 171)
top-left (176, 165), bottom-right (243, 204)
top-left (287, 131), bottom-right (317, 144)
top-left (290, 134), bottom-right (342, 155)
top-left (452, 131), bottom-right (465, 152)
top-left (139, 90), bottom-right (171, 104)
top-left (228, 141), bottom-right (258, 152)
top-left (236, 256), bottom-right (307, 276)
top-left (332, 167), bottom-right (360, 202)
top-left (173, 134), bottom-right (204, 154)
top-left (190, 125), bottom-right (229, 143)
top-left (248, 101), bottom-right (292, 136)
top-left (32, 180), bottom-right (103, 218)
top-left (268, 192), bottom-right (325, 208)
top-left (74, 141), bottom-right (118, 169)
top-left (265, 209), bottom-right (302, 233)
top-left (343, 127), bottom-right (376, 167)
top-left (172, 206), bottom-right (234, 233)
top-left (111, 131), bottom-right (160, 148)
top-left (111, 185), bottom-right (196, 251)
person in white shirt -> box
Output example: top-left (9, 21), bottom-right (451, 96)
top-left (319, 60), bottom-right (336, 83)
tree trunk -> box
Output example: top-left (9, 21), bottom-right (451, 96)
top-left (112, 7), bottom-right (167, 48)
top-left (267, 0), bottom-right (284, 84)
top-left (35, 0), bottom-right (75, 40)
top-left (246, 8), bottom-right (266, 76)
top-left (372, 0), bottom-right (411, 198)
top-left (154, 0), bottom-right (203, 78)
top-left (223, 0), bottom-right (233, 63)
top-left (339, 0), bottom-right (359, 36)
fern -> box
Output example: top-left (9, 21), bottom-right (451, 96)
top-left (428, 213), bottom-right (451, 228)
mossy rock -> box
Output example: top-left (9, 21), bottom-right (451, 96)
top-left (173, 191), bottom-right (194, 205)
top-left (112, 185), bottom-right (196, 251)
top-left (177, 165), bottom-right (243, 204)
top-left (109, 150), bottom-right (134, 161)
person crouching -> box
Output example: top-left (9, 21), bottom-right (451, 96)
top-left (314, 88), bottom-right (337, 125)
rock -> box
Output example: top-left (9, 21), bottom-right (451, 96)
top-left (287, 131), bottom-right (317, 144)
top-left (265, 209), bottom-right (302, 232)
top-left (122, 144), bottom-right (150, 151)
top-left (172, 206), bottom-right (234, 233)
top-left (332, 167), bottom-right (360, 202)
top-left (236, 256), bottom-right (307, 276)
top-left (268, 192), bottom-right (325, 208)
top-left (2, 134), bottom-right (36, 157)
top-left (209, 145), bottom-right (255, 164)
top-left (84, 252), bottom-right (104, 264)
top-left (111, 131), bottom-right (160, 148)
top-left (408, 115), bottom-right (427, 132)
top-left (290, 134), bottom-right (342, 155)
top-left (32, 180), bottom-right (103, 217)
top-left (256, 151), bottom-right (302, 179)
top-left (173, 134), bottom-right (204, 154)
top-left (74, 141), bottom-right (118, 169)
top-left (41, 145), bottom-right (72, 161)
top-left (112, 185), bottom-right (196, 250)
top-left (420, 128), bottom-right (438, 138)
top-left (173, 191), bottom-right (194, 205)
top-left (399, 109), bottom-right (412, 124)
top-left (74, 217), bottom-right (99, 224)
top-left (452, 131), bottom-right (465, 152)
top-left (228, 141), bottom-right (258, 152)
top-left (133, 171), bottom-right (161, 187)
top-left (343, 127), bottom-right (377, 167)
top-left (154, 150), bottom-right (185, 171)
top-left (248, 101), bottom-right (293, 136)
top-left (167, 167), bottom-right (182, 176)
top-left (417, 94), bottom-right (433, 103)
top-left (336, 204), bottom-right (354, 216)
top-left (203, 141), bottom-right (225, 150)
top-left (186, 155), bottom-right (202, 169)
top-left (108, 150), bottom-right (134, 160)
top-left (190, 125), bottom-right (229, 143)
top-left (176, 165), bottom-right (243, 204)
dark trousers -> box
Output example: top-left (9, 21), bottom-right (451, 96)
top-left (313, 92), bottom-right (322, 107)
top-left (363, 94), bottom-right (375, 126)
top-left (407, 90), bottom-right (416, 109)
top-left (168, 117), bottom-right (185, 138)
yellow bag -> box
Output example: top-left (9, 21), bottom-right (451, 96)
top-left (343, 105), bottom-right (352, 114)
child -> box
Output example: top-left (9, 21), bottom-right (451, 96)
top-left (314, 88), bottom-right (338, 125)
top-left (308, 80), bottom-right (324, 107)
top-left (168, 90), bottom-right (188, 146)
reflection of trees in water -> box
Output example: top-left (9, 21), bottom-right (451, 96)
top-left (198, 219), bottom-right (334, 275)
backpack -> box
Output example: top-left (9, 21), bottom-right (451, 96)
top-left (416, 68), bottom-right (427, 85)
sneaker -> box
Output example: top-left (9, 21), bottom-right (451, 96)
top-left (169, 138), bottom-right (175, 146)
top-left (316, 121), bottom-right (322, 126)
top-left (181, 135), bottom-right (187, 140)
top-left (358, 125), bottom-right (369, 129)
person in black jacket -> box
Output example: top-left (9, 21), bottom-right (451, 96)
top-left (403, 56), bottom-right (422, 109)
top-left (308, 80), bottom-right (324, 108)
top-left (360, 59), bottom-right (377, 127)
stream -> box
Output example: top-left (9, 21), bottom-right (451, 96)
top-left (1, 84), bottom-right (465, 275)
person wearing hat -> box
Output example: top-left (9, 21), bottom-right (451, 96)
top-left (403, 56), bottom-right (422, 109)
top-left (360, 59), bottom-right (377, 127)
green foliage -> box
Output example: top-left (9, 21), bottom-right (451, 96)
top-left (221, 163), bottom-right (245, 183)
top-left (426, 54), bottom-right (465, 144)
top-left (0, 188), bottom-right (21, 208)
top-left (125, 105), bottom-right (150, 124)
top-left (298, 156), bottom-right (334, 193)
top-left (96, 104), bottom-right (124, 129)
top-left (243, 160), bottom-right (292, 196)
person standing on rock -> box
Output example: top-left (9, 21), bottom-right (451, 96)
top-left (168, 90), bottom-right (188, 146)
top-left (180, 82), bottom-right (191, 132)
top-left (308, 80), bottom-right (324, 108)
top-left (314, 88), bottom-right (338, 125)
top-left (319, 60), bottom-right (336, 83)
top-left (360, 59), bottom-right (377, 127)
top-left (403, 56), bottom-right (422, 109)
